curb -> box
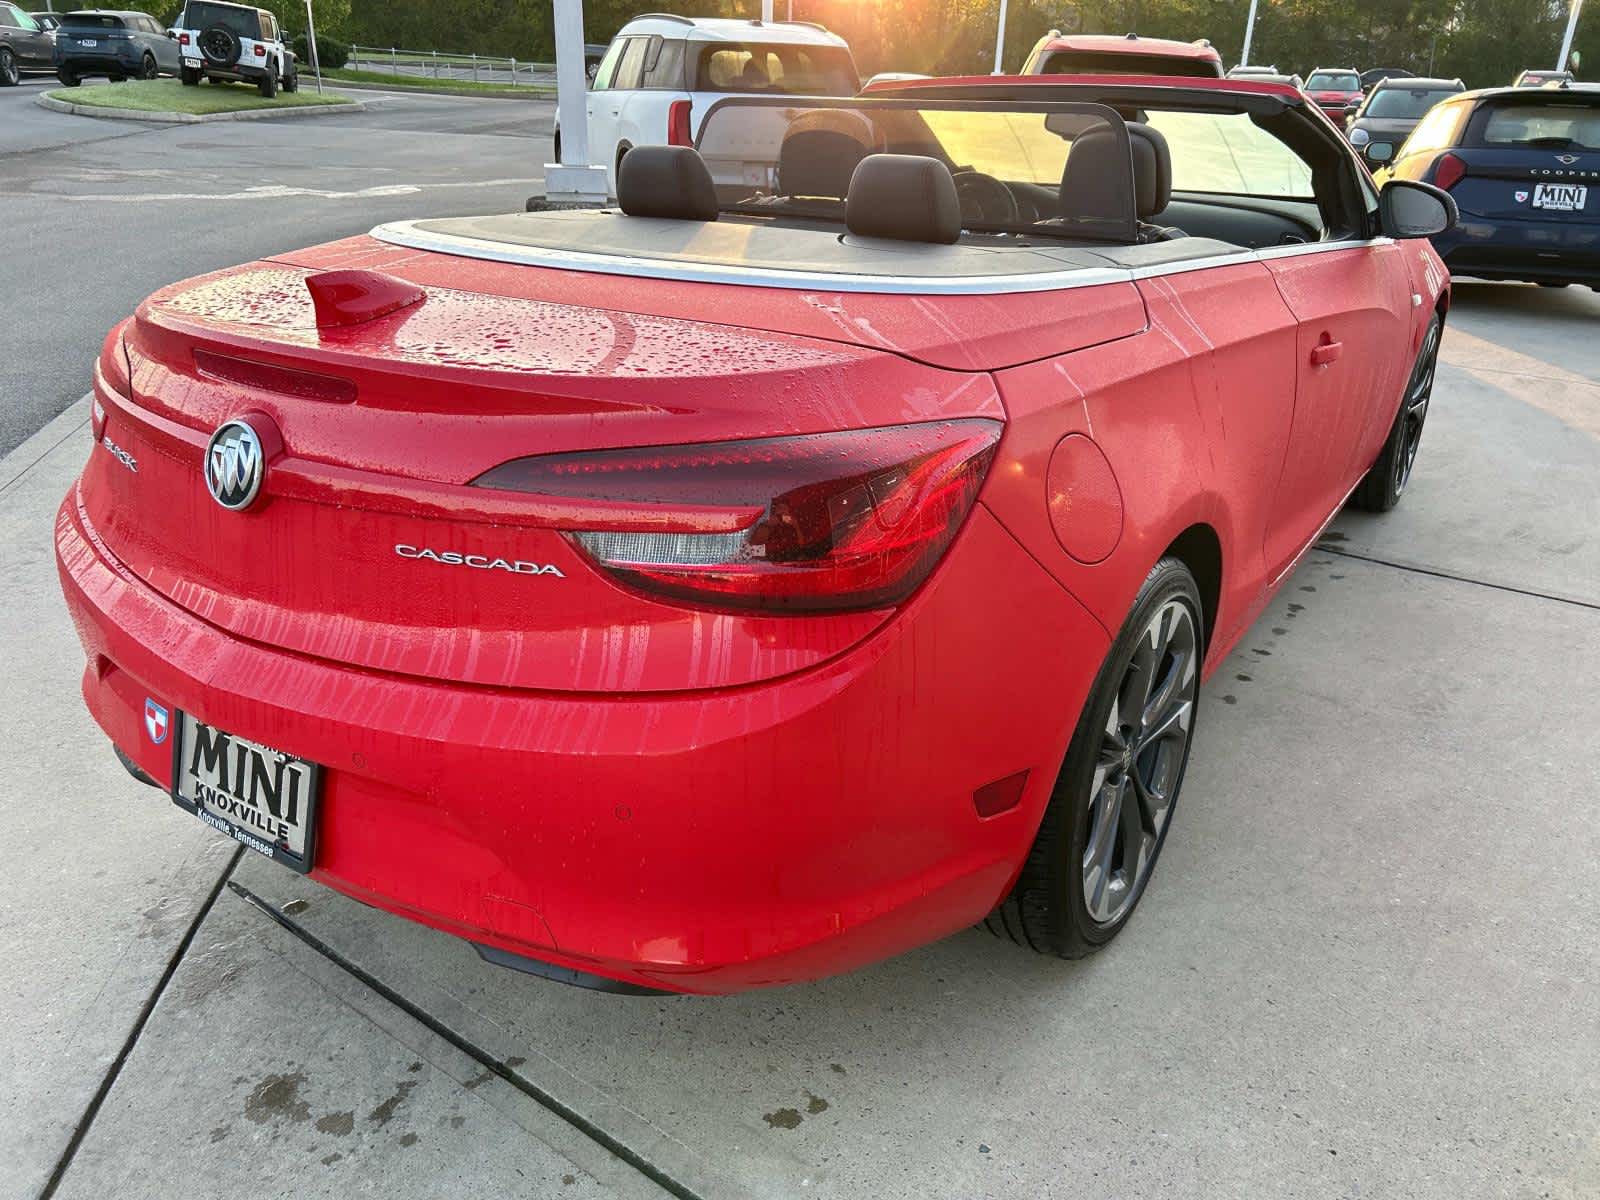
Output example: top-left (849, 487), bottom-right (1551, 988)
top-left (0, 393), bottom-right (90, 499)
top-left (35, 91), bottom-right (367, 123)
top-left (324, 77), bottom-right (553, 101)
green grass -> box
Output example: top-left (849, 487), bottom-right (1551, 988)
top-left (321, 66), bottom-right (551, 96)
top-left (48, 77), bottom-right (351, 114)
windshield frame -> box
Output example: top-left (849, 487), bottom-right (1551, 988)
top-left (1307, 72), bottom-right (1360, 92)
top-left (695, 95), bottom-right (1139, 243)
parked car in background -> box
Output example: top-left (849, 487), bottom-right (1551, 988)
top-left (0, 0), bottom-right (54, 84)
top-left (1232, 69), bottom-right (1302, 90)
top-left (53, 9), bottom-right (179, 85)
top-left (171, 0), bottom-right (295, 97)
top-left (559, 15), bottom-right (858, 192)
top-left (583, 41), bottom-right (606, 82)
top-left (58, 75), bottom-right (1453, 992)
top-left (1305, 67), bottom-right (1364, 126)
top-left (1227, 63), bottom-right (1279, 78)
top-left (1361, 66), bottom-right (1414, 90)
top-left (1021, 31), bottom-right (1223, 77)
top-left (1514, 69), bottom-right (1572, 88)
top-left (1348, 77), bottom-right (1465, 150)
top-left (30, 10), bottom-right (60, 33)
top-left (862, 70), bottom-right (927, 89)
top-left (1371, 85), bottom-right (1599, 288)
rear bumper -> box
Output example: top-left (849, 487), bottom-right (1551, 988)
top-left (1433, 217), bottom-right (1600, 285)
top-left (55, 50), bottom-right (142, 72)
top-left (190, 60), bottom-right (270, 81)
top-left (56, 477), bottom-right (1108, 993)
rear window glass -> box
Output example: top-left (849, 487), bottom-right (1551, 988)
top-left (1475, 101), bottom-right (1600, 150)
top-left (696, 44), bottom-right (858, 94)
top-left (1145, 109), bottom-right (1314, 198)
top-left (61, 12), bottom-right (127, 28)
top-left (1365, 88), bottom-right (1454, 119)
top-left (1040, 51), bottom-right (1220, 78)
top-left (1307, 72), bottom-right (1360, 91)
top-left (181, 2), bottom-right (261, 37)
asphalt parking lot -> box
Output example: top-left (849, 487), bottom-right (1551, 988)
top-left (4, 83), bottom-right (1600, 1200)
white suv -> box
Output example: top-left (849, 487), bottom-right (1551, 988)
top-left (172, 0), bottom-right (295, 97)
top-left (558, 15), bottom-right (859, 193)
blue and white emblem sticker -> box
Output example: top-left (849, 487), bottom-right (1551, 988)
top-left (144, 698), bottom-right (170, 746)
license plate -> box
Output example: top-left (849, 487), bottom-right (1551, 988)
top-left (79, 38), bottom-right (97, 46)
top-left (183, 55), bottom-right (201, 66)
top-left (1533, 183), bottom-right (1587, 211)
top-left (171, 713), bottom-right (320, 873)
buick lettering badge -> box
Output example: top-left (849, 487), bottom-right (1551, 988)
top-left (205, 419), bottom-right (265, 511)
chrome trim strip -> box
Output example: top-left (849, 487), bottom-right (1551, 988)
top-left (369, 221), bottom-right (1136, 295)
top-left (369, 220), bottom-right (1398, 296)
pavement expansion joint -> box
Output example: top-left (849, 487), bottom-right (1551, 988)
top-left (1315, 542), bottom-right (1600, 613)
top-left (38, 844), bottom-right (247, 1200)
top-left (226, 881), bottom-right (709, 1200)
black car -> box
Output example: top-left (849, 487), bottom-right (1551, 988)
top-left (53, 8), bottom-right (180, 84)
top-left (1349, 77), bottom-right (1464, 153)
top-left (0, 0), bottom-right (54, 84)
top-left (1372, 85), bottom-right (1600, 288)
top-left (1360, 66), bottom-right (1413, 90)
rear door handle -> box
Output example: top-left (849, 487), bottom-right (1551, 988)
top-left (1310, 338), bottom-right (1343, 368)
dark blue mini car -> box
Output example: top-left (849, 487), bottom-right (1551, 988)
top-left (1371, 84), bottom-right (1600, 290)
top-left (54, 8), bottom-right (180, 85)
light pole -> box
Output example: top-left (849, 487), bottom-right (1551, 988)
top-left (302, 0), bottom-right (321, 94)
top-left (993, 0), bottom-right (1009, 74)
top-left (1558, 0), bottom-right (1583, 71)
top-left (1239, 0), bottom-right (1259, 68)
top-left (544, 0), bottom-right (608, 205)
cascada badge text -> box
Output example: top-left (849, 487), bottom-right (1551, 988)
top-left (394, 544), bottom-right (566, 577)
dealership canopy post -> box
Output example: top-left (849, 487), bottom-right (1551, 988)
top-left (1559, 0), bottom-right (1583, 71)
top-left (544, 0), bottom-right (607, 204)
top-left (1240, 0), bottom-right (1259, 68)
top-left (991, 0), bottom-right (1009, 73)
top-left (302, 0), bottom-right (322, 94)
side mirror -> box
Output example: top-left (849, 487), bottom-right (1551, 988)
top-left (166, 28), bottom-right (176, 38)
top-left (1364, 141), bottom-right (1396, 166)
top-left (1379, 180), bottom-right (1457, 238)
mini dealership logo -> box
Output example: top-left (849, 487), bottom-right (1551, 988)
top-left (204, 419), bottom-right (265, 511)
top-left (1516, 190), bottom-right (1530, 203)
top-left (144, 698), bottom-right (169, 745)
top-left (1557, 154), bottom-right (1580, 164)
top-left (394, 544), bottom-right (566, 576)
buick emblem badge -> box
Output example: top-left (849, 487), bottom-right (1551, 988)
top-left (204, 419), bottom-right (265, 511)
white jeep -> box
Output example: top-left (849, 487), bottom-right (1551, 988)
top-left (172, 0), bottom-right (295, 97)
top-left (556, 16), bottom-right (858, 195)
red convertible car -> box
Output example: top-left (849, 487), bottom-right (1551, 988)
top-left (57, 76), bottom-right (1454, 993)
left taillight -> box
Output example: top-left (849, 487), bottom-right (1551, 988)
top-left (667, 99), bottom-right (692, 147)
top-left (178, 32), bottom-right (190, 44)
top-left (472, 420), bottom-right (1002, 613)
top-left (253, 43), bottom-right (266, 56)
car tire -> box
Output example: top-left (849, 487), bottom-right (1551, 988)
top-left (282, 64), bottom-right (297, 92)
top-left (553, 130), bottom-right (561, 163)
top-left (0, 47), bottom-right (17, 87)
top-left (109, 74), bottom-right (125, 83)
top-left (987, 556), bottom-right (1203, 958)
top-left (180, 65), bottom-right (200, 85)
top-left (56, 67), bottom-right (79, 87)
top-left (140, 51), bottom-right (158, 80)
top-left (1350, 313), bottom-right (1442, 513)
top-left (198, 23), bottom-right (240, 67)
top-left (258, 63), bottom-right (277, 98)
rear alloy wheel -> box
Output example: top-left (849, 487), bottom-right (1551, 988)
top-left (988, 557), bottom-right (1202, 957)
top-left (0, 47), bottom-right (17, 87)
top-left (1351, 313), bottom-right (1441, 513)
top-left (140, 51), bottom-right (158, 80)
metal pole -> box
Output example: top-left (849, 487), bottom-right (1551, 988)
top-left (302, 0), bottom-right (321, 94)
top-left (992, 0), bottom-right (1008, 74)
top-left (543, 0), bottom-right (606, 204)
top-left (1558, 0), bottom-right (1583, 70)
top-left (1240, 0), bottom-right (1259, 68)
top-left (761, 0), bottom-right (773, 21)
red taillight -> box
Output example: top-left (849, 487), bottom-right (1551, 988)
top-left (1433, 152), bottom-right (1466, 191)
top-left (178, 32), bottom-right (190, 45)
top-left (667, 99), bottom-right (692, 147)
top-left (253, 43), bottom-right (266, 56)
top-left (474, 421), bottom-right (1002, 613)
